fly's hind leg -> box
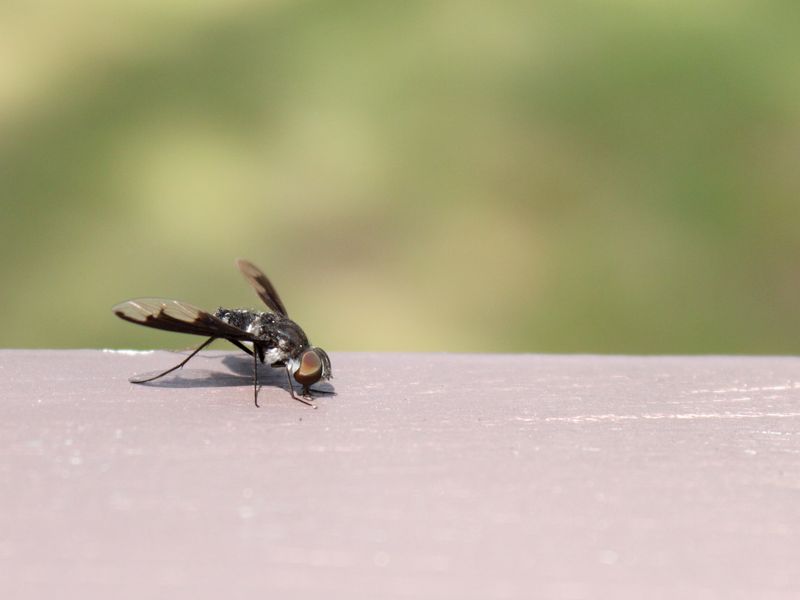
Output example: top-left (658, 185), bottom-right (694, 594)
top-left (130, 337), bottom-right (216, 383)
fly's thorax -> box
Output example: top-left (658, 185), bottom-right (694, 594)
top-left (214, 307), bottom-right (259, 330)
top-left (248, 313), bottom-right (309, 354)
top-left (215, 308), bottom-right (316, 367)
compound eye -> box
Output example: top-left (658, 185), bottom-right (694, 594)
top-left (294, 350), bottom-right (323, 386)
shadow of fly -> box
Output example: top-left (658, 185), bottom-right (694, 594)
top-left (113, 259), bottom-right (332, 408)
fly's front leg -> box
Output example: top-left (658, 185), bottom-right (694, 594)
top-left (285, 367), bottom-right (316, 408)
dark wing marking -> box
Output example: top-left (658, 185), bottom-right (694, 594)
top-left (235, 259), bottom-right (289, 316)
top-left (113, 298), bottom-right (253, 340)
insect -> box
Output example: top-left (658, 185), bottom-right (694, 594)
top-left (113, 259), bottom-right (332, 408)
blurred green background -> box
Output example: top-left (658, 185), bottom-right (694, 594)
top-left (1, 0), bottom-right (798, 354)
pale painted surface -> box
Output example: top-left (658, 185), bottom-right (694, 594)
top-left (1, 351), bottom-right (799, 599)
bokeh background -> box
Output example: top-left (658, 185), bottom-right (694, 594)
top-left (1, 0), bottom-right (799, 353)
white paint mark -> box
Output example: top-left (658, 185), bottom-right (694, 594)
top-left (422, 554), bottom-right (450, 571)
top-left (373, 551), bottom-right (390, 567)
top-left (599, 549), bottom-right (619, 565)
top-left (109, 492), bottom-right (133, 512)
top-left (101, 349), bottom-right (155, 355)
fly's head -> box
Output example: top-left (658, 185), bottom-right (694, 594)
top-left (289, 346), bottom-right (332, 393)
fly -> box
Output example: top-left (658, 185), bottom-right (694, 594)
top-left (113, 259), bottom-right (333, 408)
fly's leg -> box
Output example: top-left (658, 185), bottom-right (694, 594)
top-left (285, 367), bottom-right (317, 408)
top-left (130, 337), bottom-right (216, 383)
top-left (253, 348), bottom-right (260, 408)
top-left (228, 339), bottom-right (254, 357)
top-left (224, 339), bottom-right (261, 407)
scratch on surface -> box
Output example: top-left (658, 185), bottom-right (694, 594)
top-left (689, 383), bottom-right (800, 395)
top-left (537, 412), bottom-right (800, 423)
top-left (712, 396), bottom-right (752, 403)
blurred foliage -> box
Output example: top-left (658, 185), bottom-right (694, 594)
top-left (1, 0), bottom-right (799, 353)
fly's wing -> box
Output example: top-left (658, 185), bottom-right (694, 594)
top-left (235, 258), bottom-right (289, 316)
top-left (113, 298), bottom-right (253, 340)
